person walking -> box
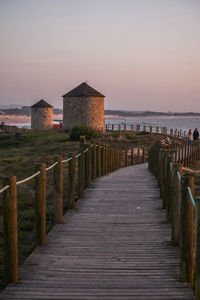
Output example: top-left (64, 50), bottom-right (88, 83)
top-left (188, 129), bottom-right (193, 144)
top-left (193, 128), bottom-right (199, 141)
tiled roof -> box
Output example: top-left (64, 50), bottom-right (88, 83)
top-left (62, 82), bottom-right (105, 98)
top-left (31, 99), bottom-right (53, 108)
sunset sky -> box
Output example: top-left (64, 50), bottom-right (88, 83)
top-left (0, 0), bottom-right (200, 112)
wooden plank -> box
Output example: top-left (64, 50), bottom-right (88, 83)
top-left (0, 163), bottom-right (194, 300)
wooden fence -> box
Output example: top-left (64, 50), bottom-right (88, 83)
top-left (0, 141), bottom-right (147, 286)
top-left (105, 123), bottom-right (189, 137)
top-left (148, 140), bottom-right (200, 299)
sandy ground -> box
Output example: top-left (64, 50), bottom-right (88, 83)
top-left (0, 114), bottom-right (120, 125)
top-left (0, 114), bottom-right (63, 124)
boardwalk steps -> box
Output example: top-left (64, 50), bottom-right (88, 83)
top-left (0, 163), bottom-right (194, 299)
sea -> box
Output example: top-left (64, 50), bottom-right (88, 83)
top-left (11, 116), bottom-right (200, 133)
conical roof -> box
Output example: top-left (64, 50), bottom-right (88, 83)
top-left (31, 99), bottom-right (53, 108)
top-left (62, 82), bottom-right (105, 98)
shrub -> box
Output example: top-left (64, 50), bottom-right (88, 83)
top-left (69, 125), bottom-right (98, 141)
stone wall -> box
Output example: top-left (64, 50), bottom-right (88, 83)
top-left (31, 107), bottom-right (53, 130)
top-left (63, 96), bottom-right (104, 131)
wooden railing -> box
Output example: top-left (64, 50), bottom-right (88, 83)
top-left (0, 141), bottom-right (147, 287)
top-left (148, 141), bottom-right (200, 299)
top-left (105, 123), bottom-right (188, 137)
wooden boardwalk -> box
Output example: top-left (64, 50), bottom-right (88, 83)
top-left (1, 163), bottom-right (194, 299)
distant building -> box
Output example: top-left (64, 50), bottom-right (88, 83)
top-left (62, 82), bottom-right (105, 132)
top-left (31, 99), bottom-right (53, 130)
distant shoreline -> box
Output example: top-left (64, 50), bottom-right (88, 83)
top-left (0, 113), bottom-right (200, 125)
top-left (105, 114), bottom-right (200, 119)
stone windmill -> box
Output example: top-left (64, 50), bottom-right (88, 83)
top-left (31, 99), bottom-right (53, 130)
top-left (62, 82), bottom-right (105, 132)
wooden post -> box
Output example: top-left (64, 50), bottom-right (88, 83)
top-left (96, 144), bottom-right (101, 177)
top-left (107, 146), bottom-right (110, 173)
top-left (178, 144), bottom-right (181, 163)
top-left (110, 147), bottom-right (113, 172)
top-left (125, 150), bottom-right (128, 167)
top-left (78, 150), bottom-right (84, 198)
top-left (116, 150), bottom-right (118, 169)
top-left (88, 145), bottom-right (92, 186)
top-left (105, 145), bottom-right (108, 174)
top-left (161, 151), bottom-right (167, 208)
top-left (131, 148), bottom-right (134, 165)
top-left (180, 175), bottom-right (194, 287)
top-left (54, 155), bottom-right (63, 223)
top-left (137, 148), bottom-right (140, 164)
top-left (68, 153), bottom-right (76, 209)
top-left (195, 196), bottom-right (200, 299)
top-left (35, 163), bottom-right (46, 246)
top-left (171, 163), bottom-right (182, 246)
top-left (187, 144), bottom-right (190, 166)
top-left (150, 126), bottom-right (152, 134)
top-left (119, 150), bottom-right (122, 168)
top-left (84, 147), bottom-right (89, 188)
top-left (113, 148), bottom-right (116, 170)
top-left (165, 156), bottom-right (171, 223)
top-left (195, 141), bottom-right (198, 162)
top-left (112, 124), bottom-right (114, 131)
top-left (113, 149), bottom-right (115, 170)
top-left (142, 148), bottom-right (145, 163)
top-left (184, 142), bottom-right (187, 167)
top-left (98, 144), bottom-right (102, 176)
top-left (3, 176), bottom-right (18, 283)
top-left (115, 149), bottom-right (118, 170)
top-left (101, 145), bottom-right (105, 176)
top-left (91, 141), bottom-right (96, 179)
top-left (112, 148), bottom-right (115, 171)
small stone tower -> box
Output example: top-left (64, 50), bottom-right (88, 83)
top-left (31, 99), bottom-right (53, 130)
top-left (62, 82), bottom-right (105, 132)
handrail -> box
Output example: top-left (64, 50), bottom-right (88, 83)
top-left (46, 162), bottom-right (58, 172)
top-left (0, 185), bottom-right (10, 194)
top-left (0, 146), bottom-right (91, 193)
top-left (187, 186), bottom-right (195, 207)
top-left (62, 157), bottom-right (72, 163)
top-left (16, 171), bottom-right (41, 185)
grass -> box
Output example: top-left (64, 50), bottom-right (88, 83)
top-left (0, 131), bottom-right (80, 188)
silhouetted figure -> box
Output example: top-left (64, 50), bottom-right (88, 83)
top-left (193, 128), bottom-right (199, 141)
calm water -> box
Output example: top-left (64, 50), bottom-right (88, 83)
top-left (12, 116), bottom-right (200, 133)
top-left (105, 116), bottom-right (200, 133)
